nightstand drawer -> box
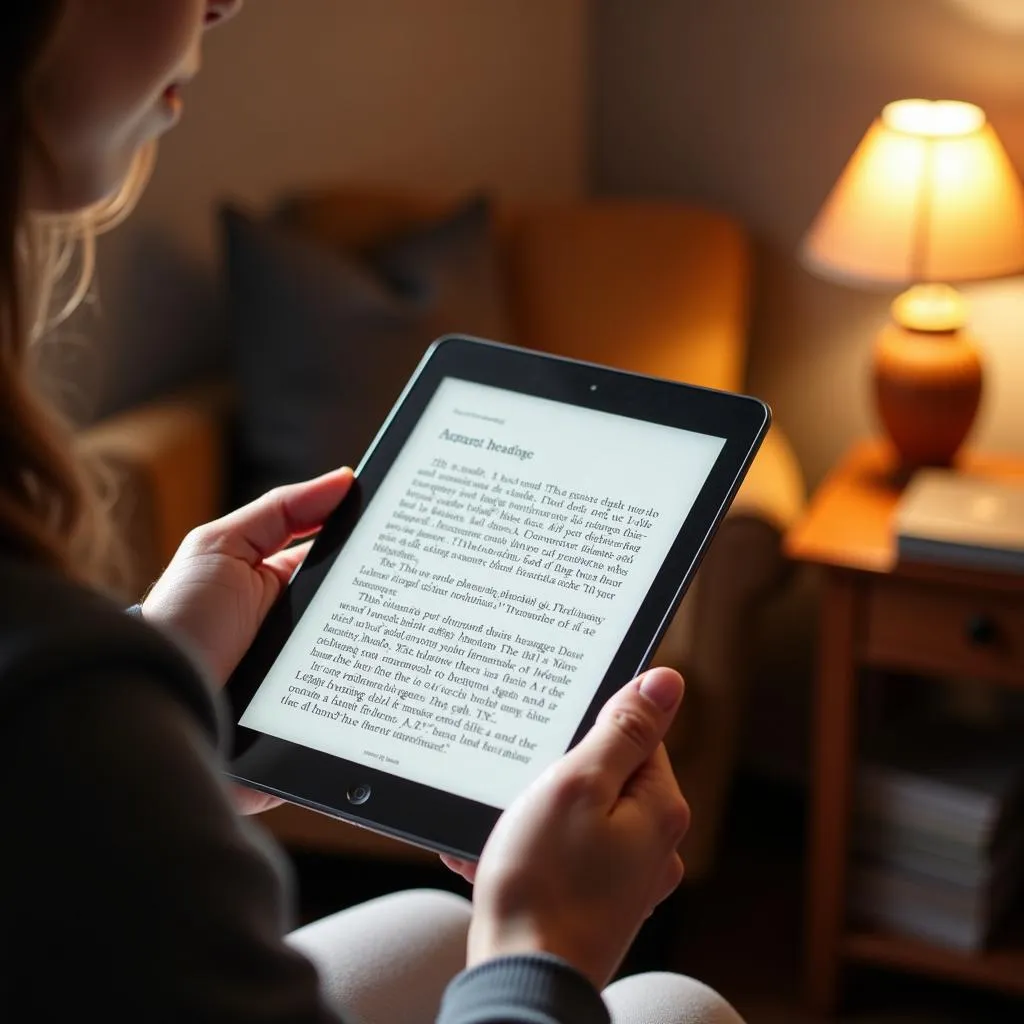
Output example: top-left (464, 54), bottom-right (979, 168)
top-left (863, 579), bottom-right (1024, 685)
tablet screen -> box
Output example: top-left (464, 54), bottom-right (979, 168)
top-left (238, 377), bottom-right (725, 808)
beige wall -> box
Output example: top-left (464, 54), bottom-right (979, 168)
top-left (593, 0), bottom-right (1024, 488)
top-left (92, 0), bottom-right (588, 415)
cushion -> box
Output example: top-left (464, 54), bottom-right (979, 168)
top-left (222, 195), bottom-right (513, 503)
top-left (368, 194), bottom-right (512, 345)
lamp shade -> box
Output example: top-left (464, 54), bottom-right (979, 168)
top-left (801, 99), bottom-right (1024, 286)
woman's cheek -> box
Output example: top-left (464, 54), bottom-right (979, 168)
top-left (26, 0), bottom-right (206, 208)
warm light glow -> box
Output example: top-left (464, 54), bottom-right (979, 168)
top-left (945, 0), bottom-right (1024, 35)
top-left (801, 100), bottom-right (1024, 286)
top-left (882, 99), bottom-right (985, 138)
top-left (891, 283), bottom-right (968, 332)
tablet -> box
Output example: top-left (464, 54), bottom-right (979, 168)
top-left (224, 335), bottom-right (770, 857)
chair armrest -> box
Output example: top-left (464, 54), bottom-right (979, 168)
top-left (77, 381), bottom-right (233, 601)
top-left (655, 425), bottom-right (806, 878)
top-left (730, 424), bottom-right (807, 535)
top-left (654, 425), bottom-right (805, 669)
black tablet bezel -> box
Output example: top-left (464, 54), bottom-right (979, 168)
top-left (223, 335), bottom-right (770, 857)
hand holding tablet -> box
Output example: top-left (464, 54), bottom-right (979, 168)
top-left (455, 666), bottom-right (689, 989)
top-left (224, 336), bottom-right (770, 857)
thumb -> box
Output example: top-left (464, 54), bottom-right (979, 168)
top-left (202, 468), bottom-right (354, 563)
top-left (565, 668), bottom-right (684, 798)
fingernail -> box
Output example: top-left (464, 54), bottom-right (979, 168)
top-left (639, 668), bottom-right (683, 711)
top-left (319, 466), bottom-right (353, 481)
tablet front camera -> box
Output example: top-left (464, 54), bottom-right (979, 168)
top-left (346, 784), bottom-right (372, 806)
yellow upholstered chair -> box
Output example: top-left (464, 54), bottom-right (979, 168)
top-left (79, 188), bottom-right (804, 878)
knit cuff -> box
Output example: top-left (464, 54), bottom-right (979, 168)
top-left (437, 953), bottom-right (609, 1024)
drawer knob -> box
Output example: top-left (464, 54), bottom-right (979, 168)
top-left (965, 614), bottom-right (998, 647)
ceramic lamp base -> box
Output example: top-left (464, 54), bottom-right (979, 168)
top-left (872, 320), bottom-right (982, 469)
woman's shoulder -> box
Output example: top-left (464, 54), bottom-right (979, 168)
top-left (0, 555), bottom-right (218, 739)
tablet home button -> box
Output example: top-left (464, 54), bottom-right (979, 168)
top-left (346, 784), bottom-right (372, 805)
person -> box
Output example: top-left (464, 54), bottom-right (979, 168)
top-left (0, 3), bottom-right (746, 1022)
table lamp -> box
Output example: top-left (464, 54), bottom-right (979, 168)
top-left (801, 99), bottom-right (1024, 469)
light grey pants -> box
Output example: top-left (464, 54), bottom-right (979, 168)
top-left (288, 889), bottom-right (745, 1024)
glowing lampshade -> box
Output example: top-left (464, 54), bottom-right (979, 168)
top-left (802, 99), bottom-right (1024, 287)
top-left (801, 100), bottom-right (1024, 468)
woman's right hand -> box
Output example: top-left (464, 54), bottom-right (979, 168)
top-left (442, 667), bottom-right (690, 990)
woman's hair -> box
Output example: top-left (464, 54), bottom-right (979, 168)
top-left (1, 2), bottom-right (152, 590)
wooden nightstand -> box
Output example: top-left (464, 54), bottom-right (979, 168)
top-left (785, 439), bottom-right (1024, 1013)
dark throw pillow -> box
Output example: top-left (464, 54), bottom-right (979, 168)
top-left (222, 195), bottom-right (513, 504)
top-left (368, 194), bottom-right (513, 346)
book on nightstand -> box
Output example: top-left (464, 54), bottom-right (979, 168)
top-left (850, 720), bottom-right (1024, 951)
top-left (895, 469), bottom-right (1024, 573)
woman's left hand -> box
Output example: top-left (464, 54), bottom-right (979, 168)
top-left (141, 467), bottom-right (354, 814)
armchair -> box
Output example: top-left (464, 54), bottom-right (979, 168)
top-left (79, 191), bottom-right (805, 878)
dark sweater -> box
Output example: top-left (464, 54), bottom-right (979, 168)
top-left (0, 557), bottom-right (608, 1023)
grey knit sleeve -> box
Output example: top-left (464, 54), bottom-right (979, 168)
top-left (0, 672), bottom-right (345, 1023)
top-left (438, 953), bottom-right (610, 1024)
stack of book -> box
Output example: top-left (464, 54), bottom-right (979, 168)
top-left (849, 720), bottom-right (1024, 951)
top-left (895, 469), bottom-right (1024, 573)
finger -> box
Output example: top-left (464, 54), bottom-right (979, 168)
top-left (621, 744), bottom-right (691, 847)
top-left (262, 539), bottom-right (315, 585)
top-left (621, 742), bottom-right (674, 801)
top-left (200, 468), bottom-right (354, 563)
top-left (440, 854), bottom-right (478, 884)
top-left (653, 853), bottom-right (685, 908)
top-left (564, 668), bottom-right (684, 798)
top-left (231, 784), bottom-right (285, 816)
